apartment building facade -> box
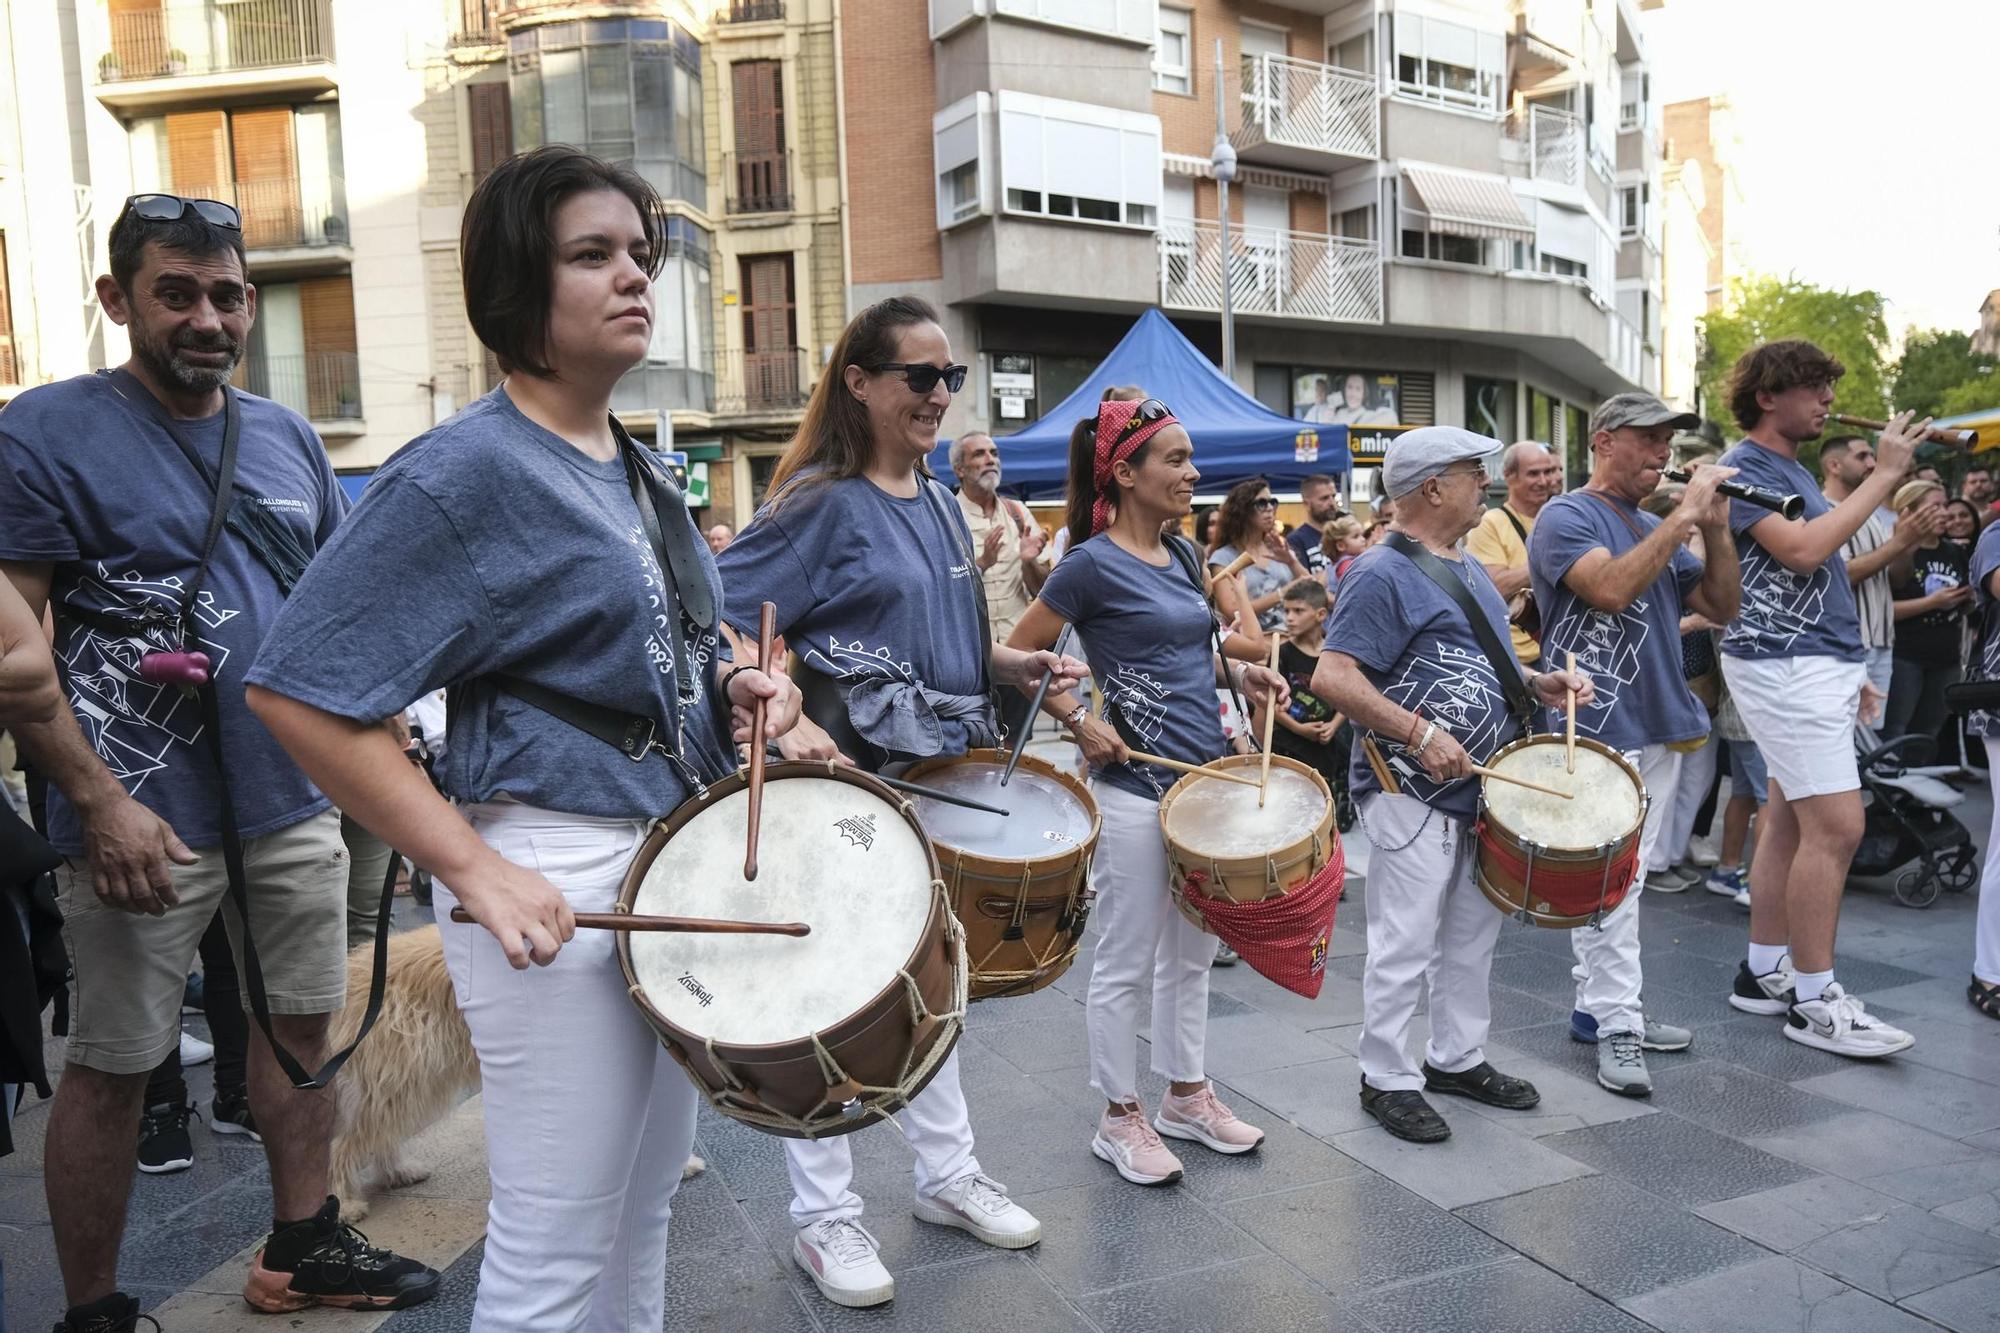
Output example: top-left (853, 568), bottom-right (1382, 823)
top-left (846, 0), bottom-right (1672, 490)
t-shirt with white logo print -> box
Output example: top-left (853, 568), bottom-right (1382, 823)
top-left (1718, 439), bottom-right (1862, 663)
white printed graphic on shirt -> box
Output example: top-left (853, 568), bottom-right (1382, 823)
top-left (55, 564), bottom-right (240, 796)
top-left (803, 636), bottom-right (919, 687)
top-left (1547, 597), bottom-right (1651, 735)
top-left (1374, 642), bottom-right (1507, 798)
top-left (1725, 546), bottom-right (1828, 654)
top-left (1104, 668), bottom-right (1171, 751)
top-left (626, 523), bottom-right (710, 704)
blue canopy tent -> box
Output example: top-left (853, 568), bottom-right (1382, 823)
top-left (927, 308), bottom-right (1349, 500)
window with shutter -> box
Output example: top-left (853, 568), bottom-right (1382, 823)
top-left (230, 107), bottom-right (301, 248)
top-left (739, 254), bottom-right (797, 409)
top-left (468, 82), bottom-right (513, 184)
top-left (299, 275), bottom-right (359, 420)
top-left (730, 60), bottom-right (788, 212)
top-left (166, 110), bottom-right (230, 201)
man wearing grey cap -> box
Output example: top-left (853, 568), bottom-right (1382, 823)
top-left (1528, 392), bottom-right (1742, 1096)
top-left (1314, 427), bottom-right (1594, 1143)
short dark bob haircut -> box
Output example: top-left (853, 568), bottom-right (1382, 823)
top-left (109, 205), bottom-right (246, 294)
top-left (461, 145), bottom-right (667, 378)
top-left (1726, 338), bottom-right (1845, 432)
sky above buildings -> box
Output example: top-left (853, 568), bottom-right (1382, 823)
top-left (1646, 0), bottom-right (1998, 343)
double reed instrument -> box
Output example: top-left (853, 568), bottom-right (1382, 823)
top-left (1831, 413), bottom-right (1979, 449)
top-left (1660, 467), bottom-right (1804, 520)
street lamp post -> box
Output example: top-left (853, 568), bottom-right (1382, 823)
top-left (1211, 38), bottom-right (1238, 380)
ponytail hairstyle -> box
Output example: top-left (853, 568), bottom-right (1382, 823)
top-left (1063, 416), bottom-right (1102, 553)
top-left (1063, 396), bottom-right (1180, 551)
top-left (768, 294), bottom-right (941, 502)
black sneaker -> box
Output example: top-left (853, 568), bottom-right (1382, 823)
top-left (243, 1196), bottom-right (441, 1313)
top-left (136, 1102), bottom-right (194, 1175)
top-left (52, 1291), bottom-right (159, 1332)
top-left (1422, 1060), bottom-right (1541, 1110)
top-left (210, 1090), bottom-right (262, 1143)
top-left (1359, 1078), bottom-right (1450, 1143)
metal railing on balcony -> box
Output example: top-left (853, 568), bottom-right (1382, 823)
top-left (245, 350), bottom-right (361, 422)
top-left (714, 346), bottom-right (810, 416)
top-left (1159, 221), bottom-right (1382, 326)
top-left (450, 0), bottom-right (503, 47)
top-left (100, 0), bottom-right (334, 82)
top-left (720, 0), bottom-right (784, 20)
top-left (1235, 53), bottom-right (1379, 162)
top-left (1511, 104), bottom-right (1582, 187)
top-left (724, 150), bottom-right (792, 214)
top-left (177, 177), bottom-right (347, 249)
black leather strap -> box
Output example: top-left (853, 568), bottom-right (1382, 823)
top-left (1383, 531), bottom-right (1536, 730)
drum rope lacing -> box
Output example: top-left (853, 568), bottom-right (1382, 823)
top-left (945, 850), bottom-right (1094, 994)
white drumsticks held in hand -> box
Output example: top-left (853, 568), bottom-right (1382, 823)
top-left (1258, 634), bottom-right (1280, 807)
top-left (1564, 649), bottom-right (1578, 775)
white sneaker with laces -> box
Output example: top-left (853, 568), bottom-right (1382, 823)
top-left (914, 1173), bottom-right (1042, 1248)
top-left (1784, 983), bottom-right (1916, 1058)
top-left (793, 1218), bottom-right (894, 1308)
top-left (179, 1030), bottom-right (215, 1066)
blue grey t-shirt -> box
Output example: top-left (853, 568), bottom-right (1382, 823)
top-left (1718, 440), bottom-right (1862, 662)
top-left (717, 473), bottom-right (989, 767)
top-left (1208, 544), bottom-right (1290, 632)
top-left (1966, 523), bottom-right (2000, 740)
top-left (1038, 535), bottom-right (1225, 800)
top-left (0, 372), bottom-right (344, 855)
top-left (246, 389), bottom-right (735, 818)
top-left (1322, 543), bottom-right (1522, 820)
top-left (1528, 491), bottom-right (1708, 752)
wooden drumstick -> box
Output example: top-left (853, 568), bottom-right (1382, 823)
top-left (1564, 649), bottom-right (1577, 775)
top-left (1257, 634), bottom-right (1280, 807)
top-left (744, 601), bottom-right (776, 882)
top-left (1471, 765), bottom-right (1574, 800)
top-left (1208, 549), bottom-right (1256, 589)
top-left (1122, 748), bottom-right (1264, 788)
top-left (449, 907), bottom-right (809, 936)
top-left (1360, 736), bottom-right (1401, 796)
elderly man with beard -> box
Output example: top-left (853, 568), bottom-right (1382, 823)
top-left (952, 431), bottom-right (1049, 740)
top-left (0, 196), bottom-right (439, 1331)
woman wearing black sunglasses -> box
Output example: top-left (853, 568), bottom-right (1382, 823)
top-left (1209, 477), bottom-right (1309, 636)
top-left (714, 294), bottom-right (1085, 1310)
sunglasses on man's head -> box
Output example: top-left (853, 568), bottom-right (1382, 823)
top-left (868, 362), bottom-right (968, 394)
top-left (120, 193), bottom-right (243, 231)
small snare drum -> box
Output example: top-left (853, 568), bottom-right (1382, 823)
top-left (1475, 735), bottom-right (1646, 929)
top-left (1158, 754), bottom-right (1335, 930)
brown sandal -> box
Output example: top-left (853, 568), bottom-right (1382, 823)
top-left (1969, 976), bottom-right (2000, 1020)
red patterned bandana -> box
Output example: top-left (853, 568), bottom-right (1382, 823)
top-left (1091, 400), bottom-right (1179, 535)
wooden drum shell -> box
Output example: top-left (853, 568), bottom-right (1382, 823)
top-left (1158, 753), bottom-right (1336, 932)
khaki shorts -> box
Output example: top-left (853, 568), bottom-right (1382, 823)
top-left (56, 807), bottom-right (349, 1075)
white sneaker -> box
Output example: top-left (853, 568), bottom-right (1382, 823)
top-left (1729, 956), bottom-right (1796, 1016)
top-left (179, 1031), bottom-right (215, 1066)
top-left (1685, 834), bottom-right (1721, 868)
top-left (1784, 984), bottom-right (1916, 1059)
top-left (914, 1173), bottom-right (1042, 1249)
top-left (793, 1218), bottom-right (893, 1308)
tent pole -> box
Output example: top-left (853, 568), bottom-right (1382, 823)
top-left (1212, 38), bottom-right (1237, 382)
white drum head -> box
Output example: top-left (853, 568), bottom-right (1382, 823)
top-left (1163, 766), bottom-right (1326, 859)
top-left (629, 777), bottom-right (933, 1046)
top-left (1484, 741), bottom-right (1641, 851)
top-left (913, 761), bottom-right (1093, 860)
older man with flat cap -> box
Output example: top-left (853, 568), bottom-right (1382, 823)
top-left (1314, 428), bottom-right (1593, 1143)
top-left (1528, 392), bottom-right (1741, 1097)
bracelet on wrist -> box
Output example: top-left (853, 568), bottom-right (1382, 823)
top-left (720, 664), bottom-right (758, 697)
top-left (1412, 721), bottom-right (1438, 756)
top-left (1061, 703), bottom-right (1090, 729)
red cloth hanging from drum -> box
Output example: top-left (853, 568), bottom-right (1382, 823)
top-left (1178, 846), bottom-right (1345, 999)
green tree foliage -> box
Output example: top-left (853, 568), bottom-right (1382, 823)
top-left (1940, 375), bottom-right (1998, 417)
top-left (1891, 328), bottom-right (1997, 418)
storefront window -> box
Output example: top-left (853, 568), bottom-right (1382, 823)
top-left (1465, 376), bottom-right (1516, 442)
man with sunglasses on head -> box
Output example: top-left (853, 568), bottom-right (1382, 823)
top-left (0, 194), bottom-right (439, 1332)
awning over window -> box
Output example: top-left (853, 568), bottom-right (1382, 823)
top-left (1400, 162), bottom-right (1533, 242)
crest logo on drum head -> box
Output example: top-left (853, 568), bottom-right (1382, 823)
top-left (834, 813), bottom-right (877, 851)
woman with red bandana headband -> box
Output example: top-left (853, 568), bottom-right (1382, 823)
top-left (1007, 399), bottom-right (1289, 1187)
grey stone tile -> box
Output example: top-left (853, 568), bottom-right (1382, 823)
top-left (1218, 1055), bottom-right (1380, 1139)
top-left (1795, 1061), bottom-right (2000, 1137)
top-left (1887, 1015), bottom-right (2000, 1087)
top-left (1487, 946), bottom-right (1576, 993)
top-left (1865, 978), bottom-right (1997, 1030)
top-left (1902, 1265), bottom-right (2000, 1331)
top-left (1016, 1179), bottom-right (1259, 1298)
top-left (1542, 1109), bottom-right (1815, 1207)
top-left (695, 1106), bottom-right (797, 1201)
top-left (1645, 1060), bottom-right (1853, 1138)
top-left (1447, 1041), bottom-right (1660, 1139)
top-left (1749, 1111), bottom-right (1987, 1181)
top-left (816, 1253), bottom-right (1086, 1332)
top-left (1486, 1018), bottom-right (1603, 1075)
top-left (1822, 957), bottom-right (1928, 995)
top-left (967, 1013), bottom-right (1095, 1073)
top-left (1166, 1109), bottom-right (1365, 1205)
top-left (1339, 1256), bottom-right (1651, 1333)
top-left (1642, 918), bottom-right (1756, 964)
top-left (1619, 1253), bottom-right (1935, 1332)
top-left (1216, 1175), bottom-right (1511, 1299)
top-left (1195, 1011), bottom-right (1346, 1080)
top-left (1078, 1253), bottom-right (1344, 1333)
top-left (1626, 947), bottom-right (1741, 1000)
top-left (1861, 1155), bottom-right (2000, 1209)
top-left (962, 983), bottom-right (1086, 1031)
top-left (1697, 1012), bottom-right (1885, 1081)
top-left (1792, 1205), bottom-right (2000, 1300)
top-left (1937, 1192), bottom-right (2000, 1238)
top-left (116, 1173), bottom-right (273, 1289)
top-left (664, 1239), bottom-right (820, 1333)
top-left (1458, 1174), bottom-right (1766, 1301)
top-left (663, 1164), bottom-right (761, 1259)
top-left (1487, 983), bottom-right (1572, 1034)
top-left (1329, 1104), bottom-right (1596, 1210)
top-left (1694, 1175), bottom-right (1911, 1253)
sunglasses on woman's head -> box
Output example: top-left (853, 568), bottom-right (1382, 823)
top-left (1099, 398), bottom-right (1172, 440)
top-left (119, 193), bottom-right (243, 231)
top-left (868, 362), bottom-right (968, 394)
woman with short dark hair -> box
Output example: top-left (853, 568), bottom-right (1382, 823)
top-left (247, 146), bottom-right (801, 1331)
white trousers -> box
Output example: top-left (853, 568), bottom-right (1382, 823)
top-left (1977, 739), bottom-right (2000, 986)
top-left (1084, 780), bottom-right (1218, 1105)
top-left (1358, 794), bottom-right (1502, 1092)
top-left (1570, 746), bottom-right (1682, 1037)
top-left (785, 1048), bottom-right (980, 1228)
top-left (1650, 735), bottom-right (1716, 873)
top-left (438, 804), bottom-right (699, 1333)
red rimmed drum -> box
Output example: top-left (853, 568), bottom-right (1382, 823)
top-left (1475, 735), bottom-right (1646, 929)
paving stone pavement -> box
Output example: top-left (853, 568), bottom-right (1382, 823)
top-left (6, 772), bottom-right (2000, 1331)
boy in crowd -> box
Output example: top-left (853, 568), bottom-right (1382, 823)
top-left (1259, 579), bottom-right (1354, 831)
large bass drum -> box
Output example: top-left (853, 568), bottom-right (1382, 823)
top-left (615, 762), bottom-right (966, 1139)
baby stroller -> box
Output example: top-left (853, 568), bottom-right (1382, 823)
top-left (1852, 732), bottom-right (1978, 908)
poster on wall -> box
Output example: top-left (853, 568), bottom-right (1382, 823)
top-left (1293, 370), bottom-right (1400, 426)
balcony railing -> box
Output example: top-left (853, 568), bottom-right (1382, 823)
top-left (100, 0), bottom-right (334, 82)
top-left (245, 350), bottom-right (361, 422)
top-left (720, 0), bottom-right (784, 20)
top-left (1235, 52), bottom-right (1379, 163)
top-left (725, 150), bottom-right (792, 214)
top-left (1511, 104), bottom-right (1582, 186)
top-left (177, 177), bottom-right (347, 249)
top-left (715, 346), bottom-right (810, 416)
top-left (451, 0), bottom-right (503, 46)
top-left (1159, 221), bottom-right (1382, 326)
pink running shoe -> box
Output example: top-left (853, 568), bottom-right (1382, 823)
top-left (1156, 1085), bottom-right (1266, 1155)
top-left (1091, 1105), bottom-right (1185, 1185)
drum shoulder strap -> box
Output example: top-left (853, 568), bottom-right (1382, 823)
top-left (1382, 531), bottom-right (1536, 730)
